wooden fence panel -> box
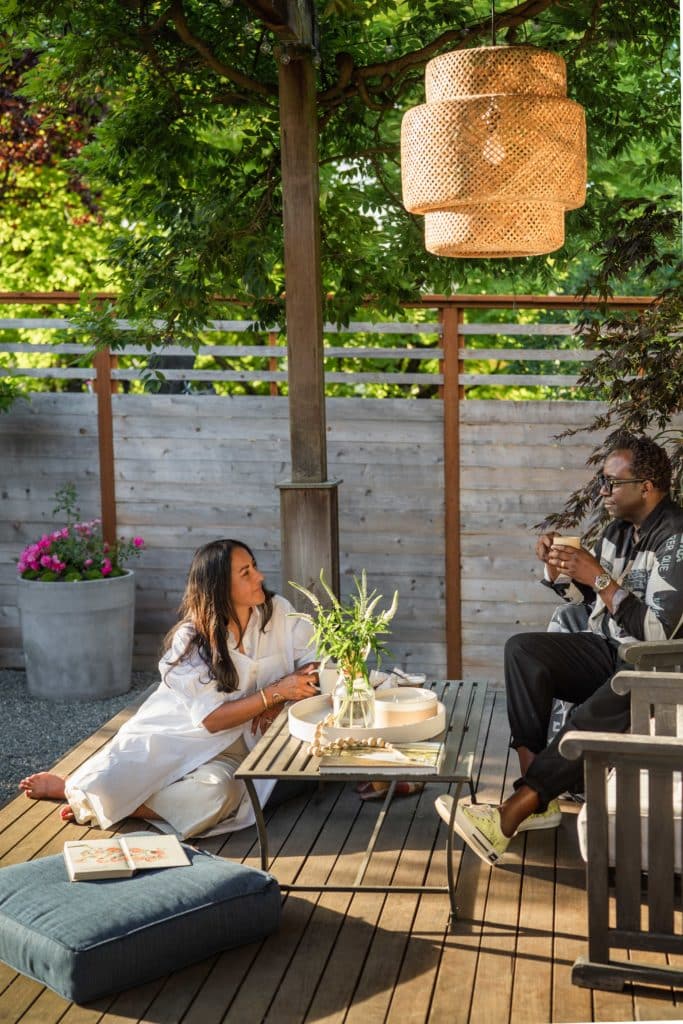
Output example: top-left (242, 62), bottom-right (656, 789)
top-left (2, 394), bottom-right (679, 683)
top-left (110, 395), bottom-right (447, 674)
top-left (459, 400), bottom-right (599, 677)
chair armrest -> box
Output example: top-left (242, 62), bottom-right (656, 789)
top-left (620, 639), bottom-right (683, 669)
top-left (611, 670), bottom-right (683, 698)
top-left (559, 729), bottom-right (682, 766)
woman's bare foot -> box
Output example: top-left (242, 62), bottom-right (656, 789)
top-left (19, 772), bottom-right (66, 801)
top-left (60, 805), bottom-right (76, 822)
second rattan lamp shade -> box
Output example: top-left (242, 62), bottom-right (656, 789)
top-left (401, 46), bottom-right (586, 257)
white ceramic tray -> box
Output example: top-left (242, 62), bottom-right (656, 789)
top-left (288, 693), bottom-right (446, 744)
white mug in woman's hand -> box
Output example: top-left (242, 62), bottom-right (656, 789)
top-left (318, 666), bottom-right (340, 694)
top-left (297, 663), bottom-right (320, 696)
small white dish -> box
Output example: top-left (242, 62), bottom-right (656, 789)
top-left (389, 669), bottom-right (427, 687)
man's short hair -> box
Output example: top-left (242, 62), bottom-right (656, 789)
top-left (608, 432), bottom-right (672, 492)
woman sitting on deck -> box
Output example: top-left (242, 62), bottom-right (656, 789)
top-left (19, 538), bottom-right (319, 838)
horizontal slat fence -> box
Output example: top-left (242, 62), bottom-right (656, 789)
top-left (1, 292), bottom-right (663, 683)
top-left (1, 318), bottom-right (596, 389)
top-left (1, 392), bottom-right (631, 682)
top-left (1, 294), bottom-right (651, 393)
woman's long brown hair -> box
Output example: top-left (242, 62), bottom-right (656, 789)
top-left (162, 539), bottom-right (274, 692)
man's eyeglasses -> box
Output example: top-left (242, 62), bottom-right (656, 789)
top-left (598, 474), bottom-right (648, 495)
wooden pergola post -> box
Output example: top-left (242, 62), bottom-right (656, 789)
top-left (441, 304), bottom-right (463, 678)
top-left (93, 346), bottom-right (118, 548)
top-left (267, 2), bottom-right (340, 602)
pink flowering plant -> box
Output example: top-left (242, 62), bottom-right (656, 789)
top-left (17, 483), bottom-right (145, 582)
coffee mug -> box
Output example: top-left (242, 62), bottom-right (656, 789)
top-left (318, 666), bottom-right (340, 694)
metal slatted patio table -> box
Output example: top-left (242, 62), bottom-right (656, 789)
top-left (236, 679), bottom-right (487, 927)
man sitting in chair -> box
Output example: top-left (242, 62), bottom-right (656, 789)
top-left (436, 433), bottom-right (683, 866)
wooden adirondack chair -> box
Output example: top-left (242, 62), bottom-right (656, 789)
top-left (559, 638), bottom-right (683, 992)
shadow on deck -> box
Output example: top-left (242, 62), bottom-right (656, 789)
top-left (0, 689), bottom-right (680, 1023)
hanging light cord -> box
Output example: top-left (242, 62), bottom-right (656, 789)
top-left (491, 0), bottom-right (496, 46)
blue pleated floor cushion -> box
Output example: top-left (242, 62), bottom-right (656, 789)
top-left (0, 836), bottom-right (281, 1004)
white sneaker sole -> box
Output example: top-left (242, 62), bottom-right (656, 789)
top-left (515, 804), bottom-right (562, 833)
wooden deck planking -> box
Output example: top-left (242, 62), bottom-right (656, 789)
top-left (277, 784), bottom-right (414, 1022)
top-left (552, 810), bottom-right (594, 1023)
top-left (510, 827), bottom-right (556, 1023)
top-left (230, 791), bottom-right (359, 1022)
top-left (459, 701), bottom-right (521, 1024)
top-left (386, 738), bottom-right (483, 1022)
top-left (428, 689), bottom-right (510, 1023)
top-left (326, 783), bottom-right (448, 1023)
top-left (0, 692), bottom-right (680, 1022)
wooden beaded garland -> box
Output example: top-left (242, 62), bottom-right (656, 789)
top-left (309, 714), bottom-right (394, 758)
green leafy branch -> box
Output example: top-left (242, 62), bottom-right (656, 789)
top-left (289, 569), bottom-right (398, 683)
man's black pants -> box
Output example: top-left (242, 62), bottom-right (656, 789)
top-left (505, 631), bottom-right (629, 810)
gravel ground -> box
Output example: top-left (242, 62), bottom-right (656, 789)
top-left (0, 669), bottom-right (158, 809)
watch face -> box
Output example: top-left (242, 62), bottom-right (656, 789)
top-left (594, 573), bottom-right (611, 592)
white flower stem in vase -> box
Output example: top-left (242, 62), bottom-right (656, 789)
top-left (332, 674), bottom-right (375, 729)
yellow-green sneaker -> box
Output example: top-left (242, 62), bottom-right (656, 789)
top-left (453, 802), bottom-right (510, 867)
top-left (515, 798), bottom-right (561, 833)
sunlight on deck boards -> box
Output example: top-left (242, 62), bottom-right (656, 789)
top-left (0, 690), bottom-right (680, 1023)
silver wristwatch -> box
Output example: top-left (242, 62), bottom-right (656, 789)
top-left (594, 572), bottom-right (612, 592)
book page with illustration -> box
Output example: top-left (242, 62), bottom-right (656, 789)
top-left (119, 834), bottom-right (190, 870)
top-left (63, 834), bottom-right (191, 881)
top-left (63, 838), bottom-right (135, 881)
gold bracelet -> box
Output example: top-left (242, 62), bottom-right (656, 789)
top-left (260, 689), bottom-right (269, 710)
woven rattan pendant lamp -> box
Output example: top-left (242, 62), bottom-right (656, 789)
top-left (401, 44), bottom-right (586, 257)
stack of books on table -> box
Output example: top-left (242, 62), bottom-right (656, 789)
top-left (62, 834), bottom-right (190, 882)
top-left (318, 741), bottom-right (444, 776)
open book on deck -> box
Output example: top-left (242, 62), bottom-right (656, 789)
top-left (318, 741), bottom-right (444, 776)
top-left (63, 834), bottom-right (191, 882)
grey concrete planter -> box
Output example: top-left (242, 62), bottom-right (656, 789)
top-left (17, 571), bottom-right (135, 701)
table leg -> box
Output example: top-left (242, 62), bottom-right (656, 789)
top-left (353, 779), bottom-right (397, 887)
top-left (243, 777), bottom-right (269, 871)
top-left (446, 781), bottom-right (463, 929)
